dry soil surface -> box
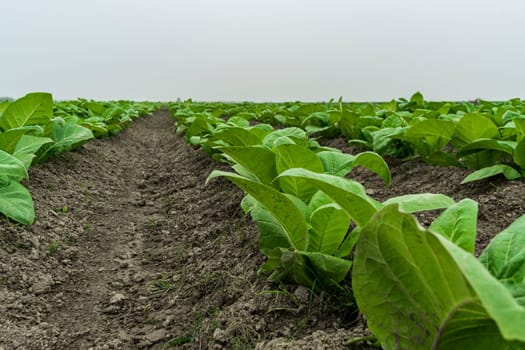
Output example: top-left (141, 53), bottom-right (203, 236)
top-left (1, 111), bottom-right (524, 349)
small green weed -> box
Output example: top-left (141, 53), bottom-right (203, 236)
top-left (47, 240), bottom-right (62, 255)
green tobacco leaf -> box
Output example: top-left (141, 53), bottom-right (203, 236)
top-left (410, 91), bottom-right (424, 105)
top-left (207, 170), bottom-right (308, 251)
top-left (403, 119), bottom-right (456, 157)
top-left (382, 114), bottom-right (407, 128)
top-left (0, 150), bottom-right (28, 180)
top-left (304, 125), bottom-right (330, 135)
top-left (512, 139), bottom-right (525, 169)
top-left (226, 116), bottom-right (250, 128)
top-left (248, 123), bottom-right (273, 140)
top-left (80, 121), bottom-right (108, 137)
top-left (0, 101), bottom-right (9, 116)
top-left (212, 127), bottom-right (261, 146)
top-left (306, 190), bottom-right (333, 217)
top-left (275, 144), bottom-right (324, 201)
top-left (185, 114), bottom-right (214, 140)
top-left (454, 113), bottom-right (500, 146)
top-left (240, 193), bottom-right (256, 214)
top-left (480, 215), bottom-right (525, 306)
top-left (383, 193), bottom-right (455, 213)
top-left (303, 251), bottom-right (352, 287)
top-left (514, 119), bottom-right (525, 143)
top-left (429, 199), bottom-right (478, 253)
top-left (0, 178), bottom-right (34, 225)
top-left (276, 250), bottom-right (315, 287)
top-left (13, 135), bottom-right (53, 169)
top-left (250, 204), bottom-right (293, 254)
top-left (404, 119), bottom-right (455, 141)
top-left (461, 165), bottom-right (522, 184)
top-left (437, 235), bottom-right (525, 344)
top-left (301, 111), bottom-right (330, 126)
top-left (37, 120), bottom-right (94, 162)
top-left (353, 205), bottom-right (525, 350)
top-left (0, 92), bottom-right (53, 130)
top-left (457, 139), bottom-right (516, 157)
top-left (425, 151), bottom-right (464, 167)
top-left (219, 146), bottom-right (277, 186)
top-left (308, 203), bottom-right (350, 255)
top-left (268, 249), bottom-right (352, 289)
top-left (352, 151), bottom-right (391, 185)
top-left (371, 127), bottom-right (405, 154)
top-left (277, 168), bottom-right (380, 227)
top-left (0, 129), bottom-right (29, 153)
top-left (316, 150), bottom-right (356, 177)
top-left (263, 127), bottom-right (308, 148)
top-left (333, 227), bottom-right (361, 258)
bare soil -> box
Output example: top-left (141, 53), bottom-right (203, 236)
top-left (1, 111), bottom-right (524, 349)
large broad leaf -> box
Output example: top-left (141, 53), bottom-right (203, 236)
top-left (383, 193), bottom-right (455, 213)
top-left (513, 119), bottom-right (525, 143)
top-left (461, 164), bottom-right (522, 184)
top-left (429, 199), bottom-right (478, 253)
top-left (248, 123), bottom-right (273, 141)
top-left (404, 119), bottom-right (455, 156)
top-left (0, 101), bottom-right (10, 116)
top-left (185, 115), bottom-right (213, 140)
top-left (454, 113), bottom-right (500, 146)
top-left (0, 150), bottom-right (28, 180)
top-left (317, 150), bottom-right (356, 177)
top-left (512, 138), bottom-right (525, 169)
top-left (37, 119), bottom-right (94, 162)
top-left (302, 251), bottom-right (352, 287)
top-left (274, 249), bottom-right (315, 287)
top-left (0, 92), bottom-right (53, 130)
top-left (457, 139), bottom-right (516, 157)
top-left (352, 151), bottom-right (391, 185)
top-left (255, 226), bottom-right (349, 290)
top-left (13, 135), bottom-right (53, 169)
top-left (353, 205), bottom-right (525, 350)
top-left (306, 190), bottom-right (334, 217)
top-left (0, 129), bottom-right (28, 153)
top-left (404, 119), bottom-right (456, 141)
top-left (480, 215), bottom-right (525, 306)
top-left (267, 249), bottom-right (352, 290)
top-left (308, 203), bottom-right (350, 255)
top-left (370, 127), bottom-right (406, 154)
top-left (316, 150), bottom-right (391, 185)
top-left (0, 126), bottom-right (45, 154)
top-left (277, 168), bottom-right (380, 227)
top-left (275, 144), bottom-right (324, 201)
top-left (250, 204), bottom-right (292, 255)
top-left (263, 127), bottom-right (308, 148)
top-left (207, 170), bottom-right (308, 251)
top-left (212, 127), bottom-right (261, 146)
top-left (438, 235), bottom-right (525, 344)
top-left (0, 178), bottom-right (34, 225)
top-left (218, 146), bottom-right (277, 186)
top-left (410, 91), bottom-right (424, 105)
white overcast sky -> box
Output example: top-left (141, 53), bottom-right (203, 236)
top-left (2, 0), bottom-right (525, 101)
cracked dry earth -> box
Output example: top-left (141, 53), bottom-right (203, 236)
top-left (0, 110), bottom-right (363, 350)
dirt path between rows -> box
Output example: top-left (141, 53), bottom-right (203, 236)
top-left (0, 110), bottom-right (357, 350)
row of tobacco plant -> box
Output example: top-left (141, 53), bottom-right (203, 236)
top-left (0, 93), bottom-right (160, 225)
top-left (169, 97), bottom-right (525, 350)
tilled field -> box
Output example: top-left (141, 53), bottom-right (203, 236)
top-left (1, 110), bottom-right (523, 349)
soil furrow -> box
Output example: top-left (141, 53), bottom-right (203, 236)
top-left (1, 110), bottom-right (357, 350)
